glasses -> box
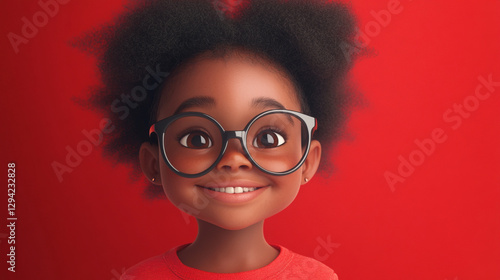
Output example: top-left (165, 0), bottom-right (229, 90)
top-left (149, 109), bottom-right (317, 178)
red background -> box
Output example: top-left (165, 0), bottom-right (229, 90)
top-left (1, 0), bottom-right (499, 279)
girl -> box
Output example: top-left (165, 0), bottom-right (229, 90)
top-left (78, 0), bottom-right (360, 278)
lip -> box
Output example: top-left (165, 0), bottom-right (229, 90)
top-left (196, 182), bottom-right (269, 204)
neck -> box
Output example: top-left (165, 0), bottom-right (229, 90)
top-left (177, 219), bottom-right (279, 273)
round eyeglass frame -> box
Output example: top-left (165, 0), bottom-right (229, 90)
top-left (149, 109), bottom-right (318, 178)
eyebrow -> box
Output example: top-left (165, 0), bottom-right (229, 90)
top-left (251, 97), bottom-right (286, 110)
top-left (173, 96), bottom-right (216, 115)
top-left (174, 96), bottom-right (285, 115)
top-left (252, 97), bottom-right (295, 125)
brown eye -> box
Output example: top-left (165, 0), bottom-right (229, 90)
top-left (179, 131), bottom-right (212, 149)
top-left (253, 130), bottom-right (286, 148)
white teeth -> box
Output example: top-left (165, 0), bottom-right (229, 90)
top-left (208, 187), bottom-right (259, 194)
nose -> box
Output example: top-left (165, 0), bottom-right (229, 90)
top-left (216, 138), bottom-right (252, 172)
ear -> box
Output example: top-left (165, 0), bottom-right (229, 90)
top-left (139, 142), bottom-right (162, 185)
top-left (301, 140), bottom-right (322, 185)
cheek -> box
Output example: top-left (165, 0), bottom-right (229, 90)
top-left (267, 173), bottom-right (303, 213)
top-left (159, 163), bottom-right (201, 208)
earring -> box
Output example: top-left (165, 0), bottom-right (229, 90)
top-left (151, 177), bottom-right (156, 182)
top-left (304, 177), bottom-right (309, 182)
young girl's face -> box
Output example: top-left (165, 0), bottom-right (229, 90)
top-left (141, 50), bottom-right (321, 230)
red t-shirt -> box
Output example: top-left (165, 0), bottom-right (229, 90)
top-left (120, 244), bottom-right (338, 280)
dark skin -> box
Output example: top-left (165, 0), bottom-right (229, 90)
top-left (178, 220), bottom-right (277, 273)
top-left (139, 49), bottom-right (322, 273)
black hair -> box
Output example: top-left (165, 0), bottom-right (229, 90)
top-left (74, 0), bottom-right (363, 198)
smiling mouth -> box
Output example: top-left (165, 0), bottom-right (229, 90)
top-left (198, 186), bottom-right (263, 194)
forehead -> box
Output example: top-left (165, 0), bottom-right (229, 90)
top-left (156, 50), bottom-right (302, 121)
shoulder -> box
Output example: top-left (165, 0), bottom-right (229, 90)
top-left (120, 246), bottom-right (184, 280)
top-left (120, 254), bottom-right (169, 280)
top-left (274, 245), bottom-right (339, 280)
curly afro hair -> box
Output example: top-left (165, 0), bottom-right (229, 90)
top-left (75, 0), bottom-right (363, 198)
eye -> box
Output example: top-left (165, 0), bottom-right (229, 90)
top-left (253, 130), bottom-right (286, 148)
top-left (179, 131), bottom-right (212, 149)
